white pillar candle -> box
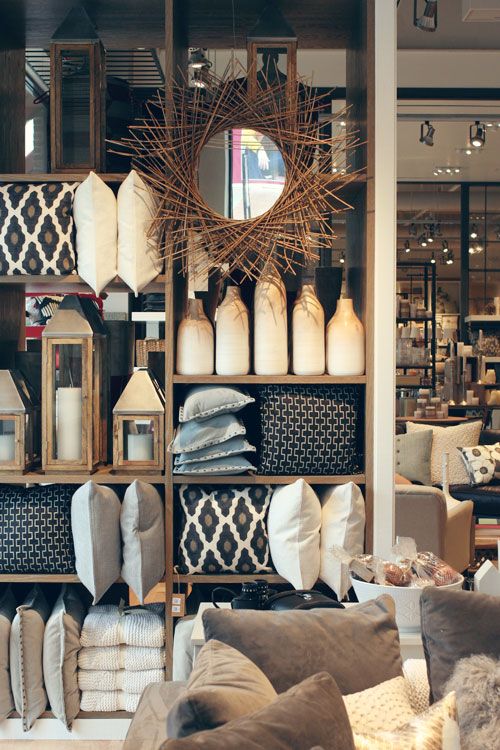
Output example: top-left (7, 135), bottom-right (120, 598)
top-left (56, 387), bottom-right (82, 461)
top-left (0, 434), bottom-right (15, 462)
top-left (466, 390), bottom-right (474, 405)
top-left (127, 433), bottom-right (154, 461)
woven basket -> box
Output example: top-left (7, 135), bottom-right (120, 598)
top-left (136, 339), bottom-right (166, 368)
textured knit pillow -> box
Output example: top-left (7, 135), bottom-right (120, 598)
top-left (174, 456), bottom-right (257, 475)
top-left (343, 676), bottom-right (416, 734)
top-left (170, 414), bottom-right (246, 455)
top-left (117, 170), bottom-right (162, 294)
top-left (352, 691), bottom-right (460, 750)
top-left (43, 585), bottom-right (86, 729)
top-left (0, 485), bottom-right (75, 573)
top-left (120, 480), bottom-right (165, 604)
top-left (177, 485), bottom-right (272, 574)
top-left (74, 171), bottom-right (118, 294)
top-left (0, 182), bottom-right (77, 275)
top-left (395, 429), bottom-right (433, 485)
top-left (174, 436), bottom-right (256, 465)
top-left (406, 420), bottom-right (482, 486)
top-left (10, 585), bottom-right (51, 731)
top-left (319, 482), bottom-right (365, 599)
top-left (0, 588), bottom-right (16, 720)
top-left (179, 386), bottom-right (255, 423)
top-left (258, 385), bottom-right (363, 475)
top-left (167, 640), bottom-right (277, 738)
top-left (458, 443), bottom-right (500, 486)
top-left (71, 482), bottom-right (122, 604)
top-left (267, 479), bottom-right (321, 589)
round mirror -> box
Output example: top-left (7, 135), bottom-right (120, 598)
top-left (198, 128), bottom-right (286, 219)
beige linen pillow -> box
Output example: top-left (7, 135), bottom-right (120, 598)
top-left (406, 420), bottom-right (482, 485)
top-left (121, 480), bottom-right (165, 604)
top-left (343, 676), bottom-right (415, 734)
top-left (0, 588), bottom-right (16, 720)
top-left (43, 585), bottom-right (86, 728)
top-left (395, 429), bottom-right (433, 485)
top-left (10, 585), bottom-right (51, 731)
top-left (167, 640), bottom-right (277, 738)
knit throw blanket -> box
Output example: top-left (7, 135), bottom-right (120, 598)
top-left (78, 645), bottom-right (165, 672)
top-left (80, 691), bottom-right (142, 713)
top-left (80, 604), bottom-right (165, 648)
top-left (78, 669), bottom-right (165, 694)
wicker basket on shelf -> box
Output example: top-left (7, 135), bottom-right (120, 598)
top-left (136, 339), bottom-right (166, 368)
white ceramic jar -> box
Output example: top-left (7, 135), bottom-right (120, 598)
top-left (326, 298), bottom-right (365, 376)
top-left (292, 284), bottom-right (325, 375)
top-left (215, 285), bottom-right (250, 375)
top-left (176, 298), bottom-right (214, 375)
top-left (254, 266), bottom-right (288, 375)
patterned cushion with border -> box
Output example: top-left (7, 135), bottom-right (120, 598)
top-left (458, 443), bottom-right (500, 486)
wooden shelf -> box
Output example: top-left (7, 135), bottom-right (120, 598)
top-left (0, 173), bottom-right (127, 183)
top-left (0, 574), bottom-right (128, 583)
top-left (0, 466), bottom-right (165, 485)
top-left (174, 375), bottom-right (366, 385)
top-left (173, 474), bottom-right (366, 485)
top-left (9, 710), bottom-right (133, 720)
top-left (177, 573), bottom-right (287, 584)
top-left (0, 274), bottom-right (166, 294)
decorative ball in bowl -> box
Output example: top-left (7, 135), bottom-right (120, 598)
top-left (350, 576), bottom-right (464, 632)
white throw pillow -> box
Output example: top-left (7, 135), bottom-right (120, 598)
top-left (74, 171), bottom-right (118, 294)
top-left (319, 482), bottom-right (365, 599)
top-left (117, 170), bottom-right (162, 294)
top-left (406, 420), bottom-right (482, 486)
top-left (343, 676), bottom-right (416, 734)
top-left (267, 479), bottom-right (321, 589)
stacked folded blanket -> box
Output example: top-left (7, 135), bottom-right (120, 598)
top-left (78, 604), bottom-right (165, 712)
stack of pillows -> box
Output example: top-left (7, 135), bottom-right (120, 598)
top-left (78, 603), bottom-right (165, 713)
top-left (171, 386), bottom-right (257, 476)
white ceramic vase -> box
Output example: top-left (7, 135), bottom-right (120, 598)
top-left (215, 286), bottom-right (250, 375)
top-left (326, 298), bottom-right (365, 376)
top-left (254, 266), bottom-right (288, 375)
top-left (292, 284), bottom-right (325, 375)
top-left (176, 298), bottom-right (214, 375)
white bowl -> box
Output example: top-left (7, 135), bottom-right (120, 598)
top-left (350, 575), bottom-right (464, 632)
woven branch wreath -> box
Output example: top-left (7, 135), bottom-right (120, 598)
top-left (117, 62), bottom-right (361, 280)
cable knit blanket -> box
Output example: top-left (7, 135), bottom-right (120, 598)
top-left (80, 690), bottom-right (143, 713)
top-left (80, 604), bottom-right (165, 648)
top-left (78, 645), bottom-right (165, 671)
top-left (78, 668), bottom-right (165, 693)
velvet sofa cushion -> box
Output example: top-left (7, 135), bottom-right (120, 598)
top-left (420, 587), bottom-right (500, 702)
top-left (448, 481), bottom-right (500, 517)
top-left (123, 681), bottom-right (188, 750)
top-left (202, 596), bottom-right (403, 695)
top-left (161, 672), bottom-right (355, 750)
top-left (167, 640), bottom-right (277, 738)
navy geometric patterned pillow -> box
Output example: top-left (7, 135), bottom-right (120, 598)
top-left (0, 485), bottom-right (75, 573)
top-left (0, 182), bottom-right (78, 275)
top-left (257, 385), bottom-right (364, 476)
top-left (177, 484), bottom-right (272, 574)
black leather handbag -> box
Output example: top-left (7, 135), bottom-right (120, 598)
top-left (264, 590), bottom-right (344, 611)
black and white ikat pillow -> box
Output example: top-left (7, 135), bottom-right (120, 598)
top-left (0, 182), bottom-right (78, 275)
top-left (177, 484), bottom-right (272, 574)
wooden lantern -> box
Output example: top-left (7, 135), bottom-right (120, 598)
top-left (246, 1), bottom-right (297, 102)
top-left (112, 369), bottom-right (165, 473)
top-left (50, 6), bottom-right (106, 173)
top-left (0, 371), bottom-right (40, 474)
top-left (42, 296), bottom-right (107, 473)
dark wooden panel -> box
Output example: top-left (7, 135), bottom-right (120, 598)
top-left (0, 49), bottom-right (24, 173)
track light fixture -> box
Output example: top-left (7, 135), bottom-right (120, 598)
top-left (470, 121), bottom-right (486, 149)
top-left (430, 251), bottom-right (436, 264)
top-left (409, 223), bottom-right (417, 236)
top-left (414, 0), bottom-right (438, 32)
top-left (470, 223), bottom-right (478, 240)
top-left (419, 233), bottom-right (428, 248)
top-left (442, 240), bottom-right (449, 253)
top-left (339, 251), bottom-right (346, 264)
top-left (446, 252), bottom-right (454, 265)
top-left (419, 120), bottom-right (435, 146)
top-left (404, 240), bottom-right (411, 253)
top-left (189, 48), bottom-right (211, 70)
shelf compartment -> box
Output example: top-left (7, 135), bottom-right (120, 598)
top-left (174, 375), bottom-right (367, 385)
top-left (9, 710), bottom-right (134, 719)
top-left (177, 573), bottom-right (286, 584)
top-left (173, 474), bottom-right (366, 485)
top-left (0, 466), bottom-right (165, 485)
top-left (0, 574), bottom-right (130, 583)
top-left (0, 274), bottom-right (166, 294)
top-left (0, 173), bottom-right (128, 183)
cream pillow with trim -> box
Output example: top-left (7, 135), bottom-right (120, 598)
top-left (343, 676), bottom-right (415, 734)
top-left (406, 420), bottom-right (482, 486)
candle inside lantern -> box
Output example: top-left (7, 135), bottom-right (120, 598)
top-left (127, 433), bottom-right (154, 461)
top-left (0, 434), bottom-right (15, 462)
top-left (56, 387), bottom-right (82, 461)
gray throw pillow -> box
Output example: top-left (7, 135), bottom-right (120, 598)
top-left (161, 672), bottom-right (355, 750)
top-left (174, 456), bottom-right (257, 475)
top-left (202, 596), bottom-right (402, 695)
top-left (71, 481), bottom-right (122, 604)
top-left (121, 480), bottom-right (165, 604)
top-left (395, 430), bottom-right (433, 485)
top-left (174, 436), bottom-right (256, 465)
top-left (420, 586), bottom-right (500, 702)
top-left (179, 386), bottom-right (254, 423)
top-left (0, 587), bottom-right (16, 720)
top-left (43, 585), bottom-right (86, 728)
top-left (167, 640), bottom-right (277, 738)
top-left (10, 585), bottom-right (51, 731)
top-left (170, 414), bottom-right (246, 454)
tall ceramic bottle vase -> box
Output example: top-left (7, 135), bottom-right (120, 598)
top-left (292, 284), bottom-right (325, 375)
top-left (326, 297), bottom-right (365, 376)
top-left (254, 266), bottom-right (288, 375)
top-left (215, 285), bottom-right (250, 375)
top-left (176, 298), bottom-right (214, 375)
